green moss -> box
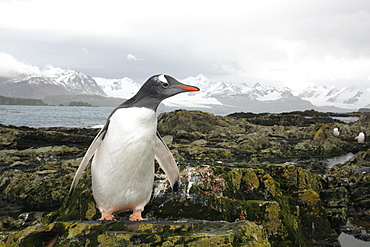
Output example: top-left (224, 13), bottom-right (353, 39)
top-left (137, 223), bottom-right (155, 232)
top-left (242, 169), bottom-right (260, 189)
top-left (260, 201), bottom-right (281, 235)
top-left (298, 189), bottom-right (320, 206)
top-left (273, 195), bottom-right (305, 246)
top-left (63, 222), bottom-right (99, 239)
top-left (185, 233), bottom-right (234, 246)
top-left (262, 165), bottom-right (308, 192)
top-left (235, 221), bottom-right (271, 247)
top-left (223, 168), bottom-right (243, 193)
top-left (97, 233), bottom-right (132, 247)
top-left (85, 201), bottom-right (97, 220)
top-left (261, 174), bottom-right (279, 198)
top-left (5, 220), bottom-right (270, 246)
top-left (4, 223), bottom-right (58, 247)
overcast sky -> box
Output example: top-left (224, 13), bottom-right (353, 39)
top-left (1, 0), bottom-right (370, 91)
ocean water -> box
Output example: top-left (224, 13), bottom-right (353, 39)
top-left (0, 105), bottom-right (232, 128)
top-left (0, 105), bottom-right (360, 128)
top-left (0, 105), bottom-right (114, 128)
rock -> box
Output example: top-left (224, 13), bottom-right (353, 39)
top-left (2, 220), bottom-right (270, 247)
top-left (2, 110), bottom-right (369, 246)
top-left (157, 110), bottom-right (366, 164)
top-left (42, 163), bottom-right (336, 246)
top-left (321, 149), bottom-right (370, 227)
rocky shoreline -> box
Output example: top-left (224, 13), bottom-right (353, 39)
top-left (0, 110), bottom-right (369, 246)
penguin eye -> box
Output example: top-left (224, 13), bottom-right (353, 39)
top-left (162, 82), bottom-right (169, 88)
top-left (156, 75), bottom-right (169, 88)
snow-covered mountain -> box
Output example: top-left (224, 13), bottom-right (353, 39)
top-left (42, 66), bottom-right (106, 96)
top-left (91, 74), bottom-right (317, 111)
top-left (181, 75), bottom-right (369, 111)
top-left (0, 66), bottom-right (106, 99)
top-left (0, 53), bottom-right (368, 112)
top-left (94, 77), bottom-right (140, 99)
top-left (298, 85), bottom-right (370, 110)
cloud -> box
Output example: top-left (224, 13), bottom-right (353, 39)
top-left (0, 52), bottom-right (40, 78)
top-left (127, 54), bottom-right (141, 61)
top-left (1, 0), bottom-right (370, 91)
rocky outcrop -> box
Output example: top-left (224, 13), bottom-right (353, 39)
top-left (1, 110), bottom-right (369, 246)
top-left (3, 220), bottom-right (270, 247)
top-left (322, 149), bottom-right (370, 221)
top-left (158, 110), bottom-right (366, 164)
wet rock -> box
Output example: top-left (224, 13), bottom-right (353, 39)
top-left (2, 220), bottom-right (270, 247)
top-left (0, 124), bottom-right (98, 150)
top-left (229, 112), bottom-right (310, 126)
top-left (158, 110), bottom-right (365, 164)
top-left (2, 110), bottom-right (368, 246)
top-left (322, 149), bottom-right (370, 227)
top-left (42, 163), bottom-right (336, 246)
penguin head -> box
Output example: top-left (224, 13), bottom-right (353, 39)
top-left (141, 74), bottom-right (199, 100)
top-left (122, 74), bottom-right (200, 110)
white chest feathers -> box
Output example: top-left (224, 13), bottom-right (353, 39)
top-left (333, 128), bottom-right (340, 136)
top-left (356, 132), bottom-right (366, 143)
top-left (91, 107), bottom-right (158, 214)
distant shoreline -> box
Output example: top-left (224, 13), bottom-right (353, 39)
top-left (0, 95), bottom-right (93, 107)
top-left (0, 95), bottom-right (47, 105)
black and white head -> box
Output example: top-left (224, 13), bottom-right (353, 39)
top-left (143, 74), bottom-right (199, 99)
top-left (121, 74), bottom-right (200, 110)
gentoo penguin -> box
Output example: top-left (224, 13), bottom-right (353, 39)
top-left (355, 131), bottom-right (367, 143)
top-left (333, 127), bottom-right (340, 136)
top-left (70, 74), bottom-right (199, 221)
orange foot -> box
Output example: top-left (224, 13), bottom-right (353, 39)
top-left (98, 212), bottom-right (116, 221)
top-left (129, 210), bottom-right (147, 221)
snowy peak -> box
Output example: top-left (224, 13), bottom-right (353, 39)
top-left (94, 77), bottom-right (140, 99)
top-left (299, 84), bottom-right (370, 109)
top-left (0, 65), bottom-right (107, 98)
top-left (41, 66), bottom-right (106, 96)
top-left (181, 74), bottom-right (211, 91)
top-left (0, 51), bottom-right (368, 111)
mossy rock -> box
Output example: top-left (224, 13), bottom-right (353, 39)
top-left (3, 220), bottom-right (270, 247)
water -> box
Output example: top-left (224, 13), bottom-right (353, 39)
top-left (326, 152), bottom-right (355, 168)
top-left (0, 105), bottom-right (232, 128)
top-left (0, 105), bottom-right (114, 128)
top-left (0, 105), bottom-right (359, 128)
top-left (331, 116), bottom-right (359, 123)
top-left (339, 233), bottom-right (370, 247)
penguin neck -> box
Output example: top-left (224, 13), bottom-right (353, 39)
top-left (119, 93), bottom-right (163, 111)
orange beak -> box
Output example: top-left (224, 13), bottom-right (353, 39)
top-left (176, 86), bottom-right (200, 91)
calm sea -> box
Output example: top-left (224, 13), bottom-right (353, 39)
top-left (0, 105), bottom-right (232, 128)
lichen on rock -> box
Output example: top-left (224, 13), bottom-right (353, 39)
top-left (2, 111), bottom-right (369, 246)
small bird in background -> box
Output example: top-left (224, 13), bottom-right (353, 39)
top-left (355, 131), bottom-right (367, 144)
top-left (333, 127), bottom-right (340, 136)
top-left (69, 74), bottom-right (199, 221)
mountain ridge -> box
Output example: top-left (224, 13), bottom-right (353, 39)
top-left (0, 63), bottom-right (367, 112)
top-left (0, 66), bottom-right (106, 99)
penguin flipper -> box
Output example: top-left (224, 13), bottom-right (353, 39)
top-left (69, 123), bottom-right (108, 195)
top-left (154, 132), bottom-right (180, 191)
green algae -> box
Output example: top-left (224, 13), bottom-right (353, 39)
top-left (85, 201), bottom-right (97, 221)
top-left (1, 113), bottom-right (346, 246)
top-left (3, 221), bottom-right (271, 247)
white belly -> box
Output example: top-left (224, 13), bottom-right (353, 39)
top-left (357, 133), bottom-right (365, 143)
top-left (91, 107), bottom-right (157, 214)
